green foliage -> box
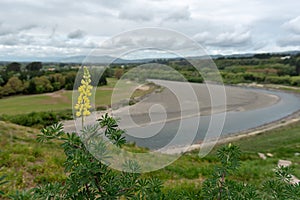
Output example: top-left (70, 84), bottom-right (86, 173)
top-left (31, 114), bottom-right (163, 199)
top-left (263, 166), bottom-right (300, 199)
top-left (202, 144), bottom-right (300, 200)
top-left (6, 77), bottom-right (24, 94)
top-left (290, 76), bottom-right (300, 86)
top-left (64, 71), bottom-right (77, 90)
top-left (31, 76), bottom-right (53, 93)
top-left (25, 62), bottom-right (42, 71)
top-left (9, 190), bottom-right (32, 200)
top-left (48, 73), bottom-right (66, 90)
top-left (265, 76), bottom-right (291, 85)
top-left (114, 68), bottom-right (124, 79)
top-left (187, 76), bottom-right (203, 83)
top-left (0, 110), bottom-right (73, 128)
top-left (6, 62), bottom-right (21, 72)
top-left (2, 118), bottom-right (300, 199)
top-left (221, 72), bottom-right (247, 84)
top-left (122, 67), bottom-right (188, 82)
top-left (202, 144), bottom-right (255, 199)
top-left (0, 68), bottom-right (108, 97)
top-left (0, 175), bottom-right (8, 196)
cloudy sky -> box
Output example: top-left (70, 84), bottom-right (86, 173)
top-left (1, 0), bottom-right (300, 61)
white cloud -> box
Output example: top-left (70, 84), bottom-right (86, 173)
top-left (277, 16), bottom-right (300, 48)
top-left (1, 0), bottom-right (300, 60)
top-left (193, 26), bottom-right (252, 49)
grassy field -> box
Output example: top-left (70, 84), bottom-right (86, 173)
top-left (0, 78), bottom-right (157, 115)
top-left (1, 118), bottom-right (300, 196)
top-left (0, 121), bottom-right (65, 194)
top-left (153, 121), bottom-right (300, 191)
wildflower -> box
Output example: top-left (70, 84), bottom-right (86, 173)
top-left (75, 66), bottom-right (92, 119)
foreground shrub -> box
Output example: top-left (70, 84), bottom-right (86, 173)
top-left (32, 116), bottom-right (163, 199)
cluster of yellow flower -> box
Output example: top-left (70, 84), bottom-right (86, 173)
top-left (75, 66), bottom-right (92, 118)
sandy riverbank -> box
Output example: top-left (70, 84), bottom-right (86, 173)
top-left (63, 80), bottom-right (300, 155)
top-left (113, 80), bottom-right (280, 128)
top-left (64, 80), bottom-right (280, 131)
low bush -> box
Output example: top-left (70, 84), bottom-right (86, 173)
top-left (0, 110), bottom-right (73, 128)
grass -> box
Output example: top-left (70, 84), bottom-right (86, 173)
top-left (1, 120), bottom-right (300, 195)
top-left (0, 78), bottom-right (158, 115)
top-left (0, 121), bottom-right (65, 196)
top-left (148, 121), bottom-right (300, 190)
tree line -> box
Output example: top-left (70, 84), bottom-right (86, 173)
top-left (0, 62), bottom-right (109, 98)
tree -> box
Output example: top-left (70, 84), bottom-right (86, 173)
top-left (26, 80), bottom-right (37, 94)
top-left (64, 71), bottom-right (77, 90)
top-left (6, 62), bottom-right (21, 72)
top-left (98, 75), bottom-right (107, 86)
top-left (0, 75), bottom-right (4, 86)
top-left (26, 62), bottom-right (43, 71)
top-left (114, 68), bottom-right (124, 79)
top-left (0, 86), bottom-right (3, 98)
top-left (3, 76), bottom-right (23, 95)
top-left (49, 73), bottom-right (66, 90)
top-left (86, 68), bottom-right (107, 87)
top-left (296, 58), bottom-right (300, 75)
top-left (32, 76), bottom-right (53, 93)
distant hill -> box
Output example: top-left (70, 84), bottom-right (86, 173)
top-left (0, 50), bottom-right (299, 64)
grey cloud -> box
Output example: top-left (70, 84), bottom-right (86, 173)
top-left (0, 33), bottom-right (35, 46)
top-left (1, 0), bottom-right (300, 59)
top-left (118, 8), bottom-right (154, 21)
top-left (277, 35), bottom-right (300, 47)
top-left (277, 16), bottom-right (300, 47)
top-left (68, 29), bottom-right (86, 39)
top-left (0, 21), bottom-right (37, 36)
top-left (87, 0), bottom-right (128, 9)
top-left (49, 24), bottom-right (57, 39)
top-left (282, 16), bottom-right (300, 34)
top-left (164, 6), bottom-right (191, 22)
top-left (18, 24), bottom-right (37, 32)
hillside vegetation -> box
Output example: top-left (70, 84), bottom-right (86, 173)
top-left (1, 120), bottom-right (299, 197)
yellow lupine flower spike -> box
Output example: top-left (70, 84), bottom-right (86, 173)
top-left (75, 66), bottom-right (92, 119)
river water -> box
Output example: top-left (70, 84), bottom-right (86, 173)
top-left (124, 87), bottom-right (300, 150)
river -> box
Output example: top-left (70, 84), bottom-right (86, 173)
top-left (124, 86), bottom-right (300, 150)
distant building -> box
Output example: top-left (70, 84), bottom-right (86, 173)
top-left (47, 67), bottom-right (56, 71)
top-left (71, 66), bottom-right (81, 69)
top-left (280, 56), bottom-right (291, 60)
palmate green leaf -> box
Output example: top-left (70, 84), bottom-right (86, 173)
top-left (147, 177), bottom-right (163, 193)
top-left (98, 113), bottom-right (118, 129)
top-left (275, 166), bottom-right (294, 182)
top-left (28, 113), bottom-right (164, 199)
top-left (80, 124), bottom-right (100, 142)
top-left (216, 144), bottom-right (241, 173)
top-left (32, 182), bottom-right (62, 200)
top-left (0, 175), bottom-right (8, 196)
top-left (8, 190), bottom-right (32, 200)
top-left (263, 166), bottom-right (300, 200)
top-left (37, 123), bottom-right (64, 143)
top-left (285, 183), bottom-right (300, 199)
top-left (0, 175), bottom-right (7, 186)
top-left (122, 160), bottom-right (141, 174)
